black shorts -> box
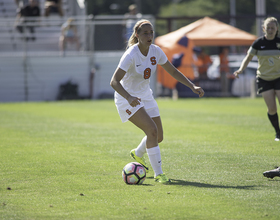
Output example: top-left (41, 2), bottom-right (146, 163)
top-left (256, 77), bottom-right (280, 94)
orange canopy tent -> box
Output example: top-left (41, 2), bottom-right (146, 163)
top-left (155, 17), bottom-right (257, 89)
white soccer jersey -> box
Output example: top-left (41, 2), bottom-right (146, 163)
top-left (115, 43), bottom-right (168, 101)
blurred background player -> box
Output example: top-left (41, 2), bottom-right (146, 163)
top-left (219, 47), bottom-right (230, 95)
top-left (59, 17), bottom-right (80, 55)
top-left (44, 0), bottom-right (64, 17)
top-left (15, 0), bottom-right (40, 41)
top-left (197, 48), bottom-right (212, 80)
top-left (123, 4), bottom-right (142, 42)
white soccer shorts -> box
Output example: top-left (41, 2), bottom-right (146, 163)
top-left (115, 97), bottom-right (160, 123)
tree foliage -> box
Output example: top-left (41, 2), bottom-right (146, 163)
top-left (84, 0), bottom-right (280, 36)
top-left (84, 0), bottom-right (171, 16)
top-left (84, 0), bottom-right (280, 18)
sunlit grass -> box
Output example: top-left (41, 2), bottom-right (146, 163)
top-left (1, 98), bottom-right (280, 219)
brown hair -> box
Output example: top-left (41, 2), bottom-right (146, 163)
top-left (126, 19), bottom-right (153, 49)
top-left (263, 17), bottom-right (279, 37)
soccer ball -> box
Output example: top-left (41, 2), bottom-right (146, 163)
top-left (122, 162), bottom-right (146, 185)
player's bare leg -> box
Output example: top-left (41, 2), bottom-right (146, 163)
top-left (263, 89), bottom-right (280, 141)
top-left (129, 107), bottom-right (170, 182)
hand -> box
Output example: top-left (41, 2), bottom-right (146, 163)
top-left (127, 96), bottom-right (141, 107)
top-left (233, 70), bottom-right (242, 78)
top-left (193, 86), bottom-right (204, 98)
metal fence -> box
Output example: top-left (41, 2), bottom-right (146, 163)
top-left (0, 14), bottom-right (268, 101)
top-left (0, 15), bottom-right (157, 102)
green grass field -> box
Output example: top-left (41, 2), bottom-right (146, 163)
top-left (1, 98), bottom-right (280, 220)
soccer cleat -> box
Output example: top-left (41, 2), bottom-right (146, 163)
top-left (154, 173), bottom-right (171, 183)
top-left (275, 133), bottom-right (280, 141)
top-left (130, 149), bottom-right (149, 173)
top-left (263, 167), bottom-right (280, 179)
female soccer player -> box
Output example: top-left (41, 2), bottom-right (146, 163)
top-left (110, 19), bottom-right (204, 183)
top-left (234, 17), bottom-right (280, 141)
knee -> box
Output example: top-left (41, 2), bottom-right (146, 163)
top-left (268, 111), bottom-right (277, 115)
top-left (148, 126), bottom-right (163, 143)
top-left (268, 108), bottom-right (277, 115)
top-left (147, 125), bottom-right (158, 140)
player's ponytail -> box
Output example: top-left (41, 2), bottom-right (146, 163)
top-left (127, 19), bottom-right (152, 49)
top-left (127, 32), bottom-right (138, 49)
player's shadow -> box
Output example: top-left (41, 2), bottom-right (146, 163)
top-left (265, 179), bottom-right (280, 182)
top-left (169, 179), bottom-right (256, 190)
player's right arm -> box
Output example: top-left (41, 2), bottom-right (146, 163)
top-left (110, 67), bottom-right (141, 107)
top-left (161, 60), bottom-right (204, 98)
top-left (234, 53), bottom-right (254, 78)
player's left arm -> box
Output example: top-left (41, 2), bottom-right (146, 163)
top-left (161, 60), bottom-right (204, 97)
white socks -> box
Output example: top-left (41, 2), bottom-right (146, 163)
top-left (135, 136), bottom-right (147, 158)
top-left (135, 136), bottom-right (163, 177)
top-left (147, 146), bottom-right (163, 177)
